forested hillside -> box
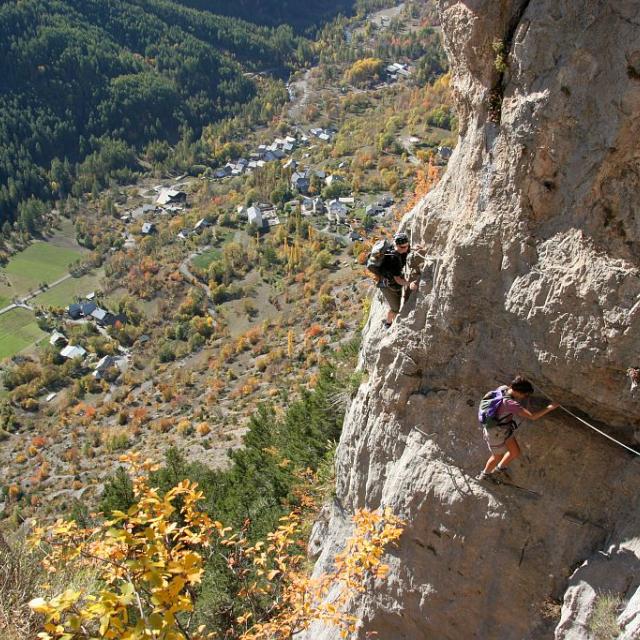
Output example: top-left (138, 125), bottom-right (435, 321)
top-left (0, 0), bottom-right (309, 229)
top-left (171, 0), bottom-right (356, 30)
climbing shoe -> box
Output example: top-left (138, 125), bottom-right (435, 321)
top-left (383, 320), bottom-right (392, 329)
top-left (475, 471), bottom-right (496, 483)
top-left (494, 466), bottom-right (512, 482)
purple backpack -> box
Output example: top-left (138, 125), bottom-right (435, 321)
top-left (478, 388), bottom-right (510, 428)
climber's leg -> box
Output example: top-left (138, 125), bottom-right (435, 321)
top-left (481, 427), bottom-right (509, 474)
top-left (381, 286), bottom-right (401, 326)
top-left (498, 436), bottom-right (521, 468)
top-left (386, 309), bottom-right (396, 326)
top-left (482, 451), bottom-right (502, 474)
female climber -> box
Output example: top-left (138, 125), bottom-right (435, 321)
top-left (476, 376), bottom-right (559, 483)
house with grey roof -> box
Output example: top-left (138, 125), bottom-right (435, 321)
top-left (90, 307), bottom-right (108, 324)
top-left (60, 344), bottom-right (87, 360)
top-left (247, 206), bottom-right (263, 228)
top-left (291, 171), bottom-right (310, 194)
top-left (49, 331), bottom-right (68, 347)
top-left (156, 188), bottom-right (186, 206)
top-left (327, 200), bottom-right (348, 222)
top-left (301, 196), bottom-right (324, 216)
top-left (365, 204), bottom-right (385, 217)
top-left (93, 355), bottom-right (119, 380)
top-left (214, 167), bottom-right (230, 179)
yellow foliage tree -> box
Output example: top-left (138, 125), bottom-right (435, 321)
top-left (28, 456), bottom-right (403, 640)
top-left (344, 57), bottom-right (384, 87)
top-left (287, 329), bottom-right (296, 358)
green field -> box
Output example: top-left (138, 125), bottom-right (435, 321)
top-left (0, 242), bottom-right (83, 304)
top-left (33, 269), bottom-right (104, 308)
top-left (192, 248), bottom-right (222, 270)
top-left (0, 308), bottom-right (47, 360)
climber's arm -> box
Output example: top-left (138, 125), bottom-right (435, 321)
top-left (520, 403), bottom-right (559, 421)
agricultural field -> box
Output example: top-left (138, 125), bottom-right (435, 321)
top-left (0, 221), bottom-right (92, 357)
top-left (0, 308), bottom-right (46, 359)
top-left (32, 269), bottom-right (104, 308)
top-left (0, 242), bottom-right (83, 303)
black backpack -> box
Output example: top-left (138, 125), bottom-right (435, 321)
top-left (366, 239), bottom-right (393, 277)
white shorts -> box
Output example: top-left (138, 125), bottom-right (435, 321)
top-left (483, 424), bottom-right (516, 454)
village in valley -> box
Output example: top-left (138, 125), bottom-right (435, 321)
top-left (0, 0), bottom-right (455, 520)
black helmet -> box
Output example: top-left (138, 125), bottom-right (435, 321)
top-left (393, 231), bottom-right (410, 245)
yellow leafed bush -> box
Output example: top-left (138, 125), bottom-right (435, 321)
top-left (27, 456), bottom-right (403, 640)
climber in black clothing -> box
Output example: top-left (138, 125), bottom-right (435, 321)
top-left (376, 232), bottom-right (418, 327)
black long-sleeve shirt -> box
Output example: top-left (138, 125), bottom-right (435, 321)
top-left (378, 250), bottom-right (407, 289)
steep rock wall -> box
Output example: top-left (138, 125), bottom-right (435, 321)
top-left (304, 1), bottom-right (640, 638)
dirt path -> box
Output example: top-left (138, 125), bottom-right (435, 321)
top-left (179, 248), bottom-right (217, 315)
top-left (287, 67), bottom-right (314, 123)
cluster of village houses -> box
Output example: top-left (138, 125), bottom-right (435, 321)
top-left (41, 295), bottom-right (130, 393)
top-left (117, 122), bottom-right (450, 245)
top-left (212, 128), bottom-right (335, 179)
top-left (235, 164), bottom-right (394, 236)
top-left (121, 145), bottom-right (395, 242)
top-left (119, 186), bottom-right (193, 247)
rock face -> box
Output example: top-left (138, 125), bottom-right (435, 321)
top-left (303, 2), bottom-right (640, 639)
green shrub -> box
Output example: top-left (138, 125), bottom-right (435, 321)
top-left (588, 593), bottom-right (623, 639)
top-left (158, 342), bottom-right (176, 363)
top-left (99, 467), bottom-right (135, 517)
top-left (104, 431), bottom-right (130, 453)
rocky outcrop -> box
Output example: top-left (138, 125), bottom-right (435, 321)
top-left (304, 1), bottom-right (640, 638)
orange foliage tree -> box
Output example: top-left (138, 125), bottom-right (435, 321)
top-left (404, 159), bottom-right (442, 214)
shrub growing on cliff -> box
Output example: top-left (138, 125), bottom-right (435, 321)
top-left (588, 593), bottom-right (624, 639)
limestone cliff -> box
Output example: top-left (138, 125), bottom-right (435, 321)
top-left (304, 1), bottom-right (640, 638)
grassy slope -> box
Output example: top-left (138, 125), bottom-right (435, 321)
top-left (192, 248), bottom-right (222, 270)
top-left (0, 241), bottom-right (84, 357)
top-left (32, 269), bottom-right (104, 307)
top-left (0, 308), bottom-right (46, 359)
top-left (0, 243), bottom-right (82, 294)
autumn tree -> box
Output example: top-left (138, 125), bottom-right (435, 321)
top-left (28, 455), bottom-right (403, 639)
top-left (344, 58), bottom-right (384, 87)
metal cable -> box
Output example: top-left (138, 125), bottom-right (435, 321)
top-left (536, 385), bottom-right (640, 456)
